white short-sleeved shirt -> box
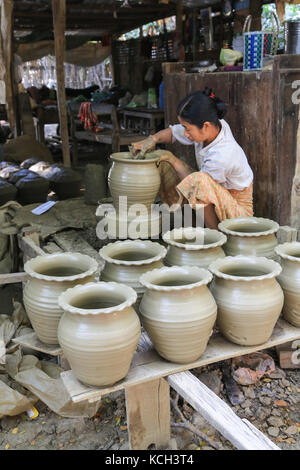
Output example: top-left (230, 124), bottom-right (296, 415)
top-left (170, 119), bottom-right (253, 190)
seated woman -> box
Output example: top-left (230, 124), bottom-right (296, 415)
top-left (131, 87), bottom-right (253, 230)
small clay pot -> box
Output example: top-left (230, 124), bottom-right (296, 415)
top-left (58, 282), bottom-right (141, 386)
top-left (275, 242), bottom-right (300, 327)
top-left (23, 253), bottom-right (98, 344)
top-left (100, 239), bottom-right (167, 308)
top-left (209, 255), bottom-right (284, 346)
top-left (139, 266), bottom-right (217, 363)
top-left (218, 217), bottom-right (279, 260)
top-left (163, 227), bottom-right (227, 268)
top-left (108, 152), bottom-right (161, 213)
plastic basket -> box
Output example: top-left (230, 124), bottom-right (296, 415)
top-left (243, 13), bottom-right (279, 71)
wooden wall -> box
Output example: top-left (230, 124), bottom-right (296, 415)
top-left (162, 55), bottom-right (300, 227)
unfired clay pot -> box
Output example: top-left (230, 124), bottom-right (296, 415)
top-left (100, 240), bottom-right (167, 307)
top-left (162, 227), bottom-right (227, 268)
top-left (108, 152), bottom-right (161, 213)
top-left (102, 208), bottom-right (162, 240)
top-left (209, 256), bottom-right (284, 346)
top-left (57, 282), bottom-right (141, 386)
top-left (275, 242), bottom-right (300, 326)
top-left (139, 266), bottom-right (217, 363)
top-left (23, 253), bottom-right (98, 345)
top-left (218, 217), bottom-right (279, 260)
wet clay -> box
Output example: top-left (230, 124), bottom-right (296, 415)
top-left (209, 256), bottom-right (284, 346)
top-left (58, 282), bottom-right (141, 386)
top-left (23, 253), bottom-right (98, 345)
top-left (100, 240), bottom-right (167, 309)
top-left (218, 217), bottom-right (279, 260)
top-left (275, 242), bottom-right (300, 327)
top-left (139, 266), bottom-right (217, 364)
top-left (163, 227), bottom-right (227, 269)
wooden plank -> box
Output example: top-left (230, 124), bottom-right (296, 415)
top-left (167, 371), bottom-right (279, 450)
top-left (60, 318), bottom-right (300, 403)
top-left (0, 272), bottom-right (28, 285)
top-left (126, 378), bottom-right (171, 450)
top-left (278, 350), bottom-right (300, 369)
top-left (52, 0), bottom-right (71, 168)
top-left (17, 234), bottom-right (45, 259)
top-left (12, 332), bottom-right (63, 356)
top-left (52, 230), bottom-right (104, 271)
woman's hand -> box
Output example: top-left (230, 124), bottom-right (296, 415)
top-left (131, 135), bottom-right (156, 156)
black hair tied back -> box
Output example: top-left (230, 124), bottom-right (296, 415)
top-left (177, 87), bottom-right (227, 128)
top-left (202, 87), bottom-right (227, 120)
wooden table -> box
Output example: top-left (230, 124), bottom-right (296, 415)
top-left (120, 107), bottom-right (164, 136)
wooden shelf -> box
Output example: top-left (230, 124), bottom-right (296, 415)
top-left (61, 318), bottom-right (300, 404)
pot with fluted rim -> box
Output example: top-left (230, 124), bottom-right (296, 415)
top-left (58, 282), bottom-right (141, 386)
top-left (23, 253), bottom-right (98, 344)
top-left (100, 239), bottom-right (167, 308)
top-left (209, 255), bottom-right (284, 346)
top-left (218, 217), bottom-right (279, 259)
top-left (108, 152), bottom-right (161, 213)
top-left (162, 227), bottom-right (227, 268)
top-left (275, 242), bottom-right (300, 327)
top-left (139, 266), bottom-right (217, 363)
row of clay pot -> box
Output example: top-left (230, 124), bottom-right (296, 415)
top-left (22, 239), bottom-right (300, 388)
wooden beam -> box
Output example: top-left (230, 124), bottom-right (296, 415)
top-left (167, 371), bottom-right (280, 450)
top-left (0, 0), bottom-right (14, 132)
top-left (52, 0), bottom-right (71, 168)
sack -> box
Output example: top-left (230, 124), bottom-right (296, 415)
top-left (243, 13), bottom-right (279, 71)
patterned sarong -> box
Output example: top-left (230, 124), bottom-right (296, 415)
top-left (159, 162), bottom-right (253, 221)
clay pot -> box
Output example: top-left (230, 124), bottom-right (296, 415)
top-left (23, 253), bottom-right (98, 344)
top-left (57, 282), bottom-right (141, 386)
top-left (275, 242), bottom-right (300, 326)
top-left (218, 217), bottom-right (279, 260)
top-left (100, 240), bottom-right (167, 307)
top-left (163, 227), bottom-right (227, 268)
top-left (209, 256), bottom-right (284, 346)
top-left (108, 152), bottom-right (161, 213)
top-left (139, 266), bottom-right (217, 363)
top-left (102, 208), bottom-right (162, 240)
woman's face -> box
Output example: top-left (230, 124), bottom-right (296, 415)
top-left (178, 117), bottom-right (212, 143)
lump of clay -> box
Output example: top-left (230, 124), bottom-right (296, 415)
top-left (0, 177), bottom-right (18, 205)
top-left (0, 164), bottom-right (20, 180)
top-left (3, 135), bottom-right (53, 163)
top-left (20, 157), bottom-right (40, 169)
top-left (48, 167), bottom-right (82, 200)
top-left (16, 172), bottom-right (50, 205)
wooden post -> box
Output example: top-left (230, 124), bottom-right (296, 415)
top-left (52, 0), bottom-right (71, 168)
top-left (0, 0), bottom-right (14, 132)
top-left (125, 378), bottom-right (171, 450)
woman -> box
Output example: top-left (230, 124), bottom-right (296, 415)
top-left (131, 88), bottom-right (253, 230)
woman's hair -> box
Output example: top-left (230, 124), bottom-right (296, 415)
top-left (177, 87), bottom-right (227, 129)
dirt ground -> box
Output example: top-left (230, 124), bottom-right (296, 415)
top-left (0, 351), bottom-right (299, 451)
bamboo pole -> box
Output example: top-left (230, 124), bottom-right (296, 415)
top-left (0, 0), bottom-right (14, 133)
top-left (52, 0), bottom-right (71, 168)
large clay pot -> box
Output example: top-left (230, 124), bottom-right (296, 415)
top-left (57, 282), bottom-right (141, 386)
top-left (275, 242), bottom-right (300, 327)
top-left (218, 217), bottom-right (279, 260)
top-left (209, 256), bottom-right (284, 346)
top-left (100, 240), bottom-right (167, 307)
top-left (108, 152), bottom-right (161, 213)
top-left (163, 227), bottom-right (227, 268)
top-left (23, 253), bottom-right (98, 344)
top-left (139, 266), bottom-right (217, 363)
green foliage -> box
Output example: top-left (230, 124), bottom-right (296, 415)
top-left (262, 3), bottom-right (300, 50)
